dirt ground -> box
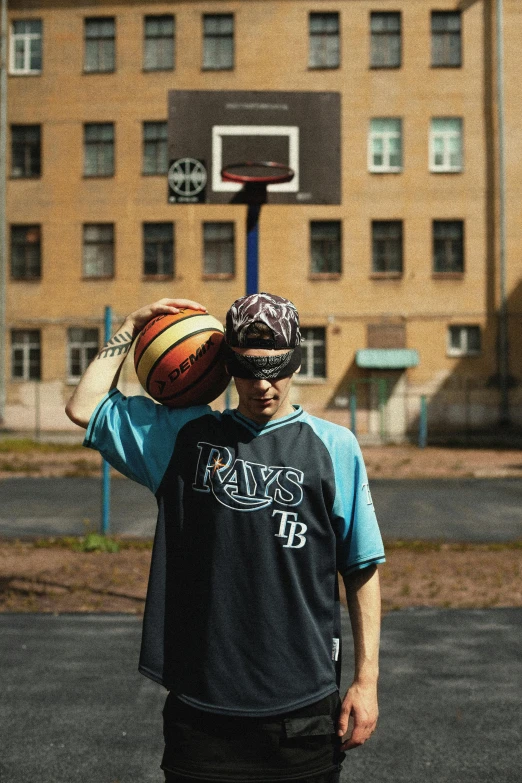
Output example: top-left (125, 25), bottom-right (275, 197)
top-left (0, 440), bottom-right (520, 614)
top-left (1, 440), bottom-right (522, 479)
top-left (0, 539), bottom-right (520, 615)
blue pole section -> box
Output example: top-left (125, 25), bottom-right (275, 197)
top-left (246, 204), bottom-right (261, 295)
top-left (101, 305), bottom-right (112, 535)
top-left (419, 394), bottom-right (428, 449)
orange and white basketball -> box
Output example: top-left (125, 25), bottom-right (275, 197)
top-left (134, 310), bottom-right (229, 407)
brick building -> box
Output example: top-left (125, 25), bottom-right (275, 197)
top-left (3, 0), bottom-right (522, 439)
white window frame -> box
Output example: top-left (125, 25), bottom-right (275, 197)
top-left (10, 19), bottom-right (42, 75)
top-left (447, 325), bottom-right (481, 357)
top-left (295, 327), bottom-right (326, 381)
top-left (430, 118), bottom-right (463, 173)
top-left (368, 119), bottom-right (402, 173)
top-left (67, 328), bottom-right (100, 383)
top-left (11, 330), bottom-right (41, 381)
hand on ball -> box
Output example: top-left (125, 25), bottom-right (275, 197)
top-left (127, 299), bottom-right (207, 335)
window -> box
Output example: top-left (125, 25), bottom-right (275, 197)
top-left (447, 325), bottom-right (480, 357)
top-left (144, 223), bottom-right (174, 277)
top-left (370, 12), bottom-right (401, 68)
top-left (11, 125), bottom-right (41, 178)
top-left (144, 15), bottom-right (175, 70)
top-left (203, 14), bottom-right (234, 70)
top-left (68, 328), bottom-right (99, 381)
top-left (84, 18), bottom-right (115, 73)
top-left (309, 13), bottom-right (340, 69)
top-left (372, 221), bottom-right (403, 274)
top-left (310, 221), bottom-right (341, 274)
top-left (84, 123), bottom-right (114, 177)
top-left (369, 119), bottom-right (402, 172)
top-left (10, 20), bottom-right (42, 74)
top-left (11, 330), bottom-right (41, 380)
top-left (433, 221), bottom-right (464, 274)
top-left (432, 12), bottom-right (461, 67)
top-left (143, 122), bottom-right (168, 175)
top-left (83, 224), bottom-right (114, 278)
top-left (430, 118), bottom-right (463, 172)
top-left (203, 222), bottom-right (235, 276)
top-left (300, 328), bottom-right (326, 380)
top-left (11, 225), bottom-right (41, 280)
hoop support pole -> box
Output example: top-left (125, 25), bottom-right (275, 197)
top-left (246, 204), bottom-right (261, 295)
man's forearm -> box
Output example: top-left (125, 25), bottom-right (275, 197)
top-left (344, 564), bottom-right (381, 684)
top-left (65, 318), bottom-right (138, 429)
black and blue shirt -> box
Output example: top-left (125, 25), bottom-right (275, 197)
top-left (85, 390), bottom-right (385, 717)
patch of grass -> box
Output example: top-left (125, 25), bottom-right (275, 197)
top-left (73, 533), bottom-right (120, 553)
top-left (383, 539), bottom-right (522, 552)
top-left (26, 535), bottom-right (153, 551)
top-left (0, 438), bottom-right (83, 453)
top-left (0, 460), bottom-right (41, 472)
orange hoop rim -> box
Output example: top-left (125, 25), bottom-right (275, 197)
top-left (221, 161), bottom-right (295, 185)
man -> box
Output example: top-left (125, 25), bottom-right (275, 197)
top-left (66, 292), bottom-right (385, 783)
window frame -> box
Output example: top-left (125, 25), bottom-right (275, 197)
top-left (11, 329), bottom-right (41, 381)
top-left (202, 221), bottom-right (235, 278)
top-left (11, 124), bottom-right (41, 178)
top-left (447, 325), bottom-right (481, 357)
top-left (370, 12), bottom-right (401, 69)
top-left (84, 17), bottom-right (116, 74)
top-left (202, 13), bottom-right (234, 71)
top-left (67, 328), bottom-right (100, 384)
top-left (429, 118), bottom-right (463, 173)
top-left (10, 19), bottom-right (43, 75)
top-left (431, 11), bottom-right (462, 68)
top-left (296, 327), bottom-right (327, 382)
top-left (368, 118), bottom-right (403, 173)
top-left (432, 220), bottom-right (465, 275)
top-left (309, 220), bottom-right (342, 276)
top-left (371, 220), bottom-right (403, 276)
top-left (10, 224), bottom-right (42, 280)
top-left (143, 14), bottom-right (175, 71)
top-left (308, 12), bottom-right (340, 70)
top-left (142, 121), bottom-right (168, 175)
top-left (143, 222), bottom-right (175, 278)
top-left (83, 123), bottom-right (115, 178)
top-left (82, 223), bottom-right (115, 279)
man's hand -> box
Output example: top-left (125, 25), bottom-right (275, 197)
top-left (337, 681), bottom-right (378, 751)
top-left (126, 298), bottom-right (207, 336)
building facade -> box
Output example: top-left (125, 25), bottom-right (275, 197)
top-left (4, 0), bottom-right (522, 438)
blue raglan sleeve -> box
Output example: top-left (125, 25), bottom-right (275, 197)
top-left (83, 389), bottom-right (210, 493)
top-left (332, 433), bottom-right (385, 575)
top-left (306, 416), bottom-right (385, 575)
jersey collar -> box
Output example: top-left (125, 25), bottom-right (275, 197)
top-left (228, 405), bottom-right (304, 436)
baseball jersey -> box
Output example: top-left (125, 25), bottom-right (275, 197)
top-left (84, 389), bottom-right (385, 717)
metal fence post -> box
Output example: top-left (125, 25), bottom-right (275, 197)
top-left (101, 306), bottom-right (112, 535)
top-left (419, 394), bottom-right (428, 448)
top-left (350, 387), bottom-right (357, 437)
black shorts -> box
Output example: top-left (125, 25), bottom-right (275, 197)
top-left (161, 691), bottom-right (345, 783)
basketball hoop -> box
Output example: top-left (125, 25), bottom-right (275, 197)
top-left (221, 161), bottom-right (295, 185)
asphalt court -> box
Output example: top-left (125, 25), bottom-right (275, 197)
top-left (2, 608), bottom-right (520, 783)
top-left (0, 477), bottom-right (521, 541)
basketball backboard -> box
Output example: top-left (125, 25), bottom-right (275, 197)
top-left (167, 91), bottom-right (340, 205)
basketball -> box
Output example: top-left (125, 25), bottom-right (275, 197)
top-left (134, 310), bottom-right (229, 407)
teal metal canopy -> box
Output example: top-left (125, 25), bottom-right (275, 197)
top-left (355, 348), bottom-right (419, 369)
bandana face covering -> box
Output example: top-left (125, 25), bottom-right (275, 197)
top-left (225, 346), bottom-right (302, 380)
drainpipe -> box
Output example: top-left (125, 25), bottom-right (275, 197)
top-left (496, 0), bottom-right (509, 424)
top-left (0, 0), bottom-right (7, 425)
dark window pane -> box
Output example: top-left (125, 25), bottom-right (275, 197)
top-left (11, 125), bottom-right (41, 177)
top-left (84, 123), bottom-right (114, 176)
top-left (11, 225), bottom-right (41, 279)
top-left (203, 222), bottom-right (234, 274)
top-left (372, 221), bottom-right (403, 273)
top-left (83, 224), bottom-right (114, 277)
top-left (309, 13), bottom-right (340, 68)
top-left (143, 222), bottom-right (174, 276)
top-left (433, 221), bottom-right (464, 273)
top-left (432, 12), bottom-right (461, 67)
top-left (144, 15), bottom-right (175, 70)
top-left (143, 121), bottom-right (168, 174)
top-left (310, 221), bottom-right (341, 273)
top-left (370, 13), bottom-right (401, 68)
top-left (203, 14), bottom-right (234, 69)
top-left (84, 18), bottom-right (115, 72)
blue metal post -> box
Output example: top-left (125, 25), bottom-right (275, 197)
top-left (246, 204), bottom-right (261, 295)
top-left (101, 305), bottom-right (112, 535)
top-left (419, 394), bottom-right (428, 449)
